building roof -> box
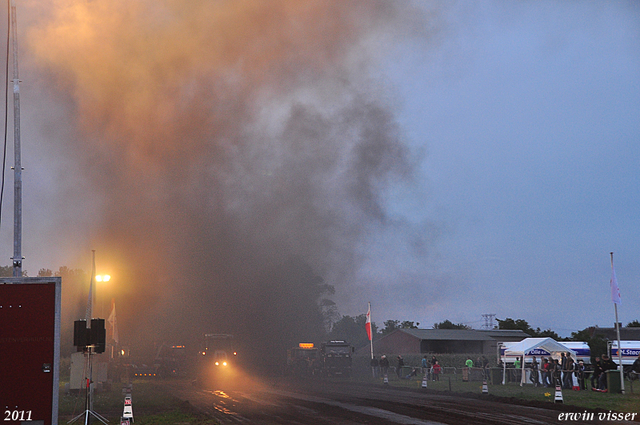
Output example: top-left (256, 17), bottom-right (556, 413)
top-left (587, 326), bottom-right (640, 341)
top-left (396, 328), bottom-right (529, 341)
top-left (476, 329), bottom-right (531, 339)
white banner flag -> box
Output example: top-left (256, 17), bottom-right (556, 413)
top-left (611, 262), bottom-right (621, 305)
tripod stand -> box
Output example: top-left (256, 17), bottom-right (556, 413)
top-left (68, 346), bottom-right (109, 425)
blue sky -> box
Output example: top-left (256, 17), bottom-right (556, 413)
top-left (354, 1), bottom-right (640, 335)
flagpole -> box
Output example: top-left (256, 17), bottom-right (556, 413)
top-left (86, 250), bottom-right (96, 324)
top-left (611, 252), bottom-right (625, 394)
top-left (369, 302), bottom-right (374, 360)
top-left (108, 298), bottom-right (115, 360)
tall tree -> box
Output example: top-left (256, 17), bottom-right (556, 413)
top-left (534, 328), bottom-right (561, 340)
top-left (380, 319), bottom-right (400, 336)
top-left (38, 268), bottom-right (53, 277)
top-left (433, 319), bottom-right (470, 330)
top-left (497, 317), bottom-right (536, 335)
top-left (400, 321), bottom-right (419, 329)
top-left (571, 328), bottom-right (607, 362)
top-left (497, 317), bottom-right (562, 339)
top-left (0, 265), bottom-right (12, 277)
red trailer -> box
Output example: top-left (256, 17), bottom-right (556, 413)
top-left (0, 277), bottom-right (61, 425)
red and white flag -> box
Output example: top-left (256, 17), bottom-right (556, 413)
top-left (365, 303), bottom-right (372, 341)
top-left (611, 262), bottom-right (621, 305)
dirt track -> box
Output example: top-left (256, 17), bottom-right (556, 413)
top-left (161, 377), bottom-right (637, 425)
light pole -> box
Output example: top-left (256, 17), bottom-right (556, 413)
top-left (95, 274), bottom-right (111, 317)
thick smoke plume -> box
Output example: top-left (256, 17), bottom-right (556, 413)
top-left (23, 0), bottom-right (431, 364)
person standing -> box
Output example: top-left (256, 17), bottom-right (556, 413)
top-left (513, 357), bottom-right (521, 382)
top-left (552, 359), bottom-right (562, 386)
top-left (481, 356), bottom-right (489, 369)
top-left (563, 355), bottom-right (574, 389)
top-left (430, 356), bottom-right (438, 380)
top-left (465, 357), bottom-right (474, 368)
top-left (576, 360), bottom-right (586, 390)
top-left (421, 356), bottom-right (430, 380)
top-left (462, 357), bottom-right (473, 382)
top-left (598, 354), bottom-right (617, 391)
top-left (432, 360), bottom-right (441, 381)
top-left (628, 354), bottom-right (640, 385)
top-left (530, 356), bottom-right (540, 387)
top-left (513, 357), bottom-right (521, 369)
top-left (591, 357), bottom-right (602, 390)
top-left (541, 358), bottom-right (551, 387)
top-left (380, 355), bottom-right (390, 377)
top-left (631, 354), bottom-right (640, 378)
top-left (560, 352), bottom-right (570, 388)
top-left (396, 355), bottom-right (404, 378)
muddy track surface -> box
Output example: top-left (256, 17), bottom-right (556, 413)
top-left (161, 378), bottom-right (633, 424)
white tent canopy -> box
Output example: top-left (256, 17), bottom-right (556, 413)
top-left (502, 337), bottom-right (577, 385)
top-left (504, 337), bottom-right (576, 360)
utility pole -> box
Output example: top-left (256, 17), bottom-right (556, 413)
top-left (10, 0), bottom-right (23, 277)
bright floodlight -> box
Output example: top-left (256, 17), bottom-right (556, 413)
top-left (96, 274), bottom-right (111, 282)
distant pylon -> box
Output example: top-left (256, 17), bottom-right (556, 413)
top-left (481, 314), bottom-right (496, 330)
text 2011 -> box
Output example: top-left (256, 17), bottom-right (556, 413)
top-left (4, 410), bottom-right (32, 422)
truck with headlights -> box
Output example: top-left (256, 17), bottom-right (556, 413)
top-left (287, 343), bottom-right (320, 376)
top-left (320, 340), bottom-right (354, 377)
top-left (194, 334), bottom-right (237, 387)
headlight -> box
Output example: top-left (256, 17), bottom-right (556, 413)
top-left (215, 361), bottom-right (219, 366)
top-left (223, 361), bottom-right (228, 366)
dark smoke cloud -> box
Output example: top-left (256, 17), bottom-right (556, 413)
top-left (23, 0), bottom-right (435, 363)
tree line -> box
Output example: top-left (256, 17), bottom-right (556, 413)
top-left (328, 315), bottom-right (640, 355)
top-left (4, 263), bottom-right (639, 363)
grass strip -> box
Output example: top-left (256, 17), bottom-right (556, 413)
top-left (58, 380), bottom-right (219, 425)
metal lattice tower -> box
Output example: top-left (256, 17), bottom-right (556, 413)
top-left (481, 314), bottom-right (496, 330)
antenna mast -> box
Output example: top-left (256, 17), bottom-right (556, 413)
top-left (10, 0), bottom-right (22, 277)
